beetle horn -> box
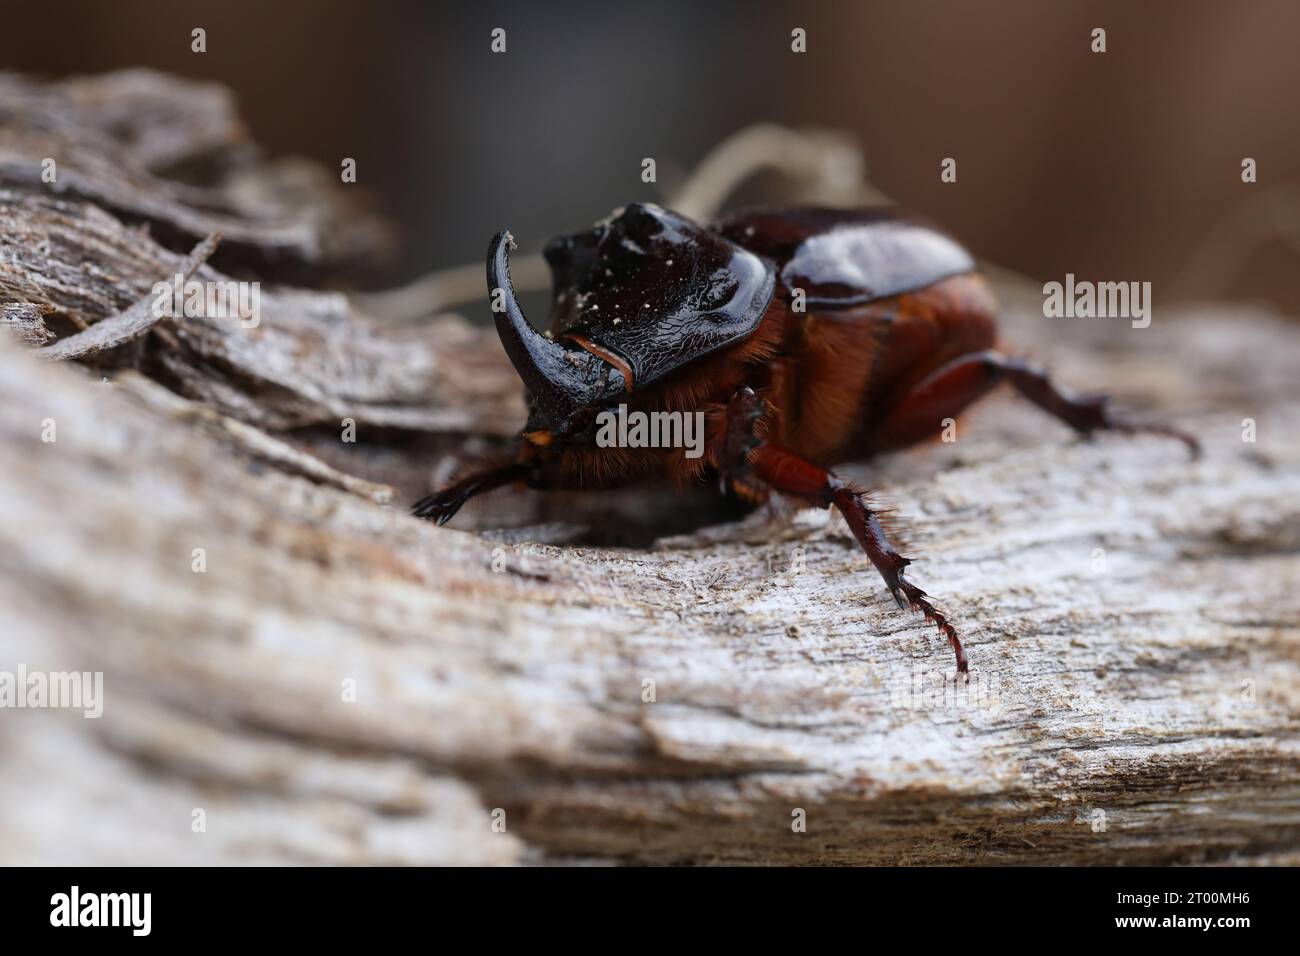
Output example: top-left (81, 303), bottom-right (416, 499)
top-left (487, 230), bottom-right (592, 424)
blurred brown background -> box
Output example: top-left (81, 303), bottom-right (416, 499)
top-left (3, 0), bottom-right (1298, 312)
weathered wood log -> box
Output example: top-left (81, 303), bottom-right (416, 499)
top-left (0, 71), bottom-right (1297, 866)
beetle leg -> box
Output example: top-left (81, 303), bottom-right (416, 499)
top-left (719, 386), bottom-right (763, 483)
top-left (871, 349), bottom-right (1200, 458)
top-left (994, 352), bottom-right (1201, 457)
top-left (750, 443), bottom-right (968, 675)
top-left (713, 386), bottom-right (770, 501)
top-left (412, 461), bottom-right (535, 525)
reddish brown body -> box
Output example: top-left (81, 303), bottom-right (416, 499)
top-left (519, 271), bottom-right (997, 493)
top-left (414, 204), bottom-right (1197, 675)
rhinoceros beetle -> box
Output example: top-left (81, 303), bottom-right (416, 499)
top-left (414, 203), bottom-right (1198, 674)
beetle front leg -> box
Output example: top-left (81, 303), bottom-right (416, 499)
top-left (750, 443), bottom-right (968, 675)
top-left (713, 385), bottom-right (769, 500)
top-left (411, 460), bottom-right (537, 525)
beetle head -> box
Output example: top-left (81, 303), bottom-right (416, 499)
top-left (488, 203), bottom-right (773, 444)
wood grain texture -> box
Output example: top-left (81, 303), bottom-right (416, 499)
top-left (0, 71), bottom-right (1297, 866)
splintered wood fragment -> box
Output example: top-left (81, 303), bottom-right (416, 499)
top-left (1, 302), bottom-right (55, 345)
top-left (37, 234), bottom-right (220, 361)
